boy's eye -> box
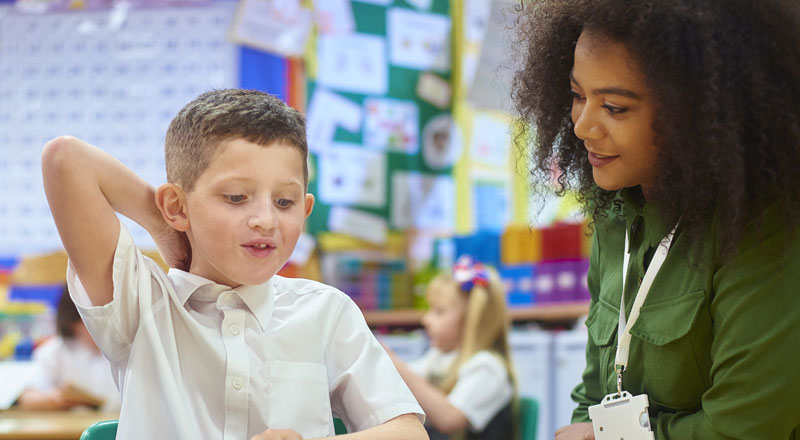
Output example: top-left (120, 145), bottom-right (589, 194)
top-left (224, 194), bottom-right (246, 203)
top-left (276, 198), bottom-right (295, 208)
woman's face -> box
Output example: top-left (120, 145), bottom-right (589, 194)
top-left (570, 30), bottom-right (659, 197)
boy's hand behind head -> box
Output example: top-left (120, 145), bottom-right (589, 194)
top-left (151, 221), bottom-right (192, 271)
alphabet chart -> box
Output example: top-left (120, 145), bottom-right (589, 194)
top-left (0, 3), bottom-right (238, 254)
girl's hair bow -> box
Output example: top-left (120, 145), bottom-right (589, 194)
top-left (452, 255), bottom-right (489, 292)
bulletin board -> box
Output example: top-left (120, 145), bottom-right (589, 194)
top-left (0, 2), bottom-right (254, 256)
top-left (304, 0), bottom-right (457, 242)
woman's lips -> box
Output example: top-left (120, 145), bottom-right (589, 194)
top-left (587, 151), bottom-right (618, 167)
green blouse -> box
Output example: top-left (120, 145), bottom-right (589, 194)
top-left (571, 190), bottom-right (800, 439)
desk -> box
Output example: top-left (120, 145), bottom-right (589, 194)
top-left (0, 410), bottom-right (118, 440)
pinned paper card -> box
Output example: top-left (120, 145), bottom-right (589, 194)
top-left (405, 0), bottom-right (433, 10)
top-left (306, 89), bottom-right (362, 154)
top-left (422, 113), bottom-right (461, 170)
top-left (473, 178), bottom-right (510, 232)
top-left (318, 143), bottom-right (387, 207)
top-left (387, 8), bottom-right (451, 72)
top-left (363, 97), bottom-right (419, 154)
top-left (416, 72), bottom-right (452, 109)
top-left (229, 0), bottom-right (313, 57)
top-left (317, 33), bottom-right (387, 95)
top-left (312, 0), bottom-right (355, 34)
top-left (470, 112), bottom-right (511, 167)
top-left (328, 206), bottom-right (388, 244)
top-left (391, 171), bottom-right (454, 230)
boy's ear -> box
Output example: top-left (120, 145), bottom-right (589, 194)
top-left (303, 193), bottom-right (315, 219)
top-left (155, 183), bottom-right (190, 232)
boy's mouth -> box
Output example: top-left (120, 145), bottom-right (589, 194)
top-left (243, 238), bottom-right (277, 251)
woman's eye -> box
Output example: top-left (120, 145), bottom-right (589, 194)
top-left (570, 90), bottom-right (585, 102)
top-left (225, 194), bottom-right (246, 203)
top-left (603, 104), bottom-right (628, 115)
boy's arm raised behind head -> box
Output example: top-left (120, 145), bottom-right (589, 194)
top-left (41, 136), bottom-right (169, 306)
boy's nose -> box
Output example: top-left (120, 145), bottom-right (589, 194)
top-left (247, 203), bottom-right (277, 230)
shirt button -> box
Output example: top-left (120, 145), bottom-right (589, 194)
top-left (229, 324), bottom-right (240, 335)
top-left (232, 377), bottom-right (243, 390)
top-left (224, 292), bottom-right (236, 305)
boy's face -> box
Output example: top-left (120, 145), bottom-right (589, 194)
top-left (183, 138), bottom-right (314, 287)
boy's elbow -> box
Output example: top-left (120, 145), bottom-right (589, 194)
top-left (42, 136), bottom-right (80, 175)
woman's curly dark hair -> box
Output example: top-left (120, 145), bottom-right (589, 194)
top-left (512, 0), bottom-right (800, 257)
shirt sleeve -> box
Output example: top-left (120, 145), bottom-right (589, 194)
top-left (652, 216), bottom-right (800, 438)
top-left (325, 296), bottom-right (425, 432)
top-left (447, 351), bottom-right (514, 432)
top-left (67, 222), bottom-right (165, 363)
top-left (570, 231), bottom-right (604, 424)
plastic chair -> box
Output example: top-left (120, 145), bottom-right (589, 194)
top-left (80, 420), bottom-right (118, 440)
top-left (518, 396), bottom-right (539, 440)
top-left (80, 418), bottom-right (347, 438)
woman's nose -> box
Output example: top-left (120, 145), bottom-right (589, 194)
top-left (572, 103), bottom-right (603, 141)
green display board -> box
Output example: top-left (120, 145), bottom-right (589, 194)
top-left (306, 0), bottom-right (452, 236)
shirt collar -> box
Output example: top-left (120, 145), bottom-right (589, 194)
top-left (168, 269), bottom-right (275, 331)
top-left (620, 187), bottom-right (669, 249)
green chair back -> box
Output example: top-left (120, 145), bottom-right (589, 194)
top-left (519, 396), bottom-right (539, 440)
top-left (80, 420), bottom-right (118, 440)
top-left (334, 417), bottom-right (347, 435)
top-left (80, 417), bottom-right (347, 437)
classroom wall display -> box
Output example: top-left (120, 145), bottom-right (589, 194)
top-left (304, 0), bottom-right (455, 239)
top-left (0, 3), bottom-right (239, 255)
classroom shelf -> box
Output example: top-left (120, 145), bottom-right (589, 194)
top-left (362, 301), bottom-right (590, 327)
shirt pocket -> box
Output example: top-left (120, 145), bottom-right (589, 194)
top-left (629, 290), bottom-right (709, 410)
top-left (586, 298), bottom-right (619, 347)
top-left (262, 360), bottom-right (333, 438)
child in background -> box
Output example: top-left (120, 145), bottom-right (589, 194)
top-left (385, 255), bottom-right (515, 440)
top-left (41, 89), bottom-right (425, 440)
top-left (17, 285), bottom-right (121, 412)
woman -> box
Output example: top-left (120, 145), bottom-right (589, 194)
top-left (512, 1), bottom-right (800, 438)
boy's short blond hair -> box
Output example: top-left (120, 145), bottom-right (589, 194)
top-left (165, 89), bottom-right (308, 192)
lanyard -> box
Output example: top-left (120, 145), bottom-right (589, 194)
top-left (614, 224), bottom-right (677, 396)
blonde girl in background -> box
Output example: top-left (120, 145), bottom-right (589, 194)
top-left (385, 255), bottom-right (516, 440)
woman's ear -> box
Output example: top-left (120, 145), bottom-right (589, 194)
top-left (155, 183), bottom-right (190, 232)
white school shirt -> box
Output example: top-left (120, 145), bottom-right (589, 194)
top-left (408, 347), bottom-right (513, 432)
top-left (27, 336), bottom-right (122, 412)
top-left (67, 223), bottom-right (423, 440)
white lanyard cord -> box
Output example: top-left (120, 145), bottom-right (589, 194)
top-left (615, 224), bottom-right (677, 395)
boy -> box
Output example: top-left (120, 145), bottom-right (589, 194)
top-left (41, 89), bottom-right (427, 440)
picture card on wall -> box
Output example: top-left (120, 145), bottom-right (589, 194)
top-left (318, 143), bottom-right (387, 208)
top-left (363, 97), bottom-right (419, 154)
top-left (328, 206), bottom-right (388, 244)
top-left (387, 8), bottom-right (451, 72)
top-left (469, 112), bottom-right (511, 167)
top-left (312, 0), bottom-right (355, 34)
top-left (229, 0), bottom-right (313, 57)
top-left (422, 113), bottom-right (461, 170)
top-left (317, 33), bottom-right (387, 95)
top-left (306, 89), bottom-right (362, 154)
top-left (391, 171), bottom-right (454, 230)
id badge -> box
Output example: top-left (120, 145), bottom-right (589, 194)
top-left (588, 391), bottom-right (654, 440)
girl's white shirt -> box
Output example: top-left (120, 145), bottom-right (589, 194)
top-left (408, 347), bottom-right (514, 431)
top-left (28, 336), bottom-right (122, 411)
